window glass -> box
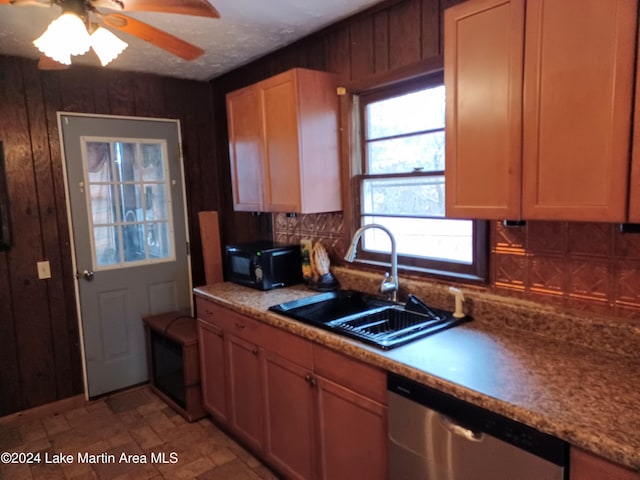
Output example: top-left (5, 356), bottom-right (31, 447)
top-left (82, 138), bottom-right (175, 270)
top-left (357, 74), bottom-right (486, 280)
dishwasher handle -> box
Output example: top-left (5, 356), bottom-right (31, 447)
top-left (439, 414), bottom-right (484, 442)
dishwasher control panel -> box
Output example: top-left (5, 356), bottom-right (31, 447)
top-left (387, 373), bottom-right (569, 469)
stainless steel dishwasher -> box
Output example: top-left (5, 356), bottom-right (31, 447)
top-left (388, 373), bottom-right (568, 479)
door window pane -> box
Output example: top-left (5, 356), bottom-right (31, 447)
top-left (144, 185), bottom-right (168, 221)
top-left (82, 137), bottom-right (175, 270)
top-left (94, 225), bottom-right (120, 267)
top-left (141, 143), bottom-right (165, 181)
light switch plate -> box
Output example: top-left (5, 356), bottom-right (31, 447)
top-left (37, 261), bottom-right (51, 280)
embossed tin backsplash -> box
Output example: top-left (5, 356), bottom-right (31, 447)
top-left (274, 213), bottom-right (640, 322)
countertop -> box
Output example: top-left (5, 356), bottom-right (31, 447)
top-left (193, 282), bottom-right (640, 472)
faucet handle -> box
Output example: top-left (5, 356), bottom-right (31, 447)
top-left (380, 272), bottom-right (398, 301)
top-left (379, 272), bottom-right (389, 291)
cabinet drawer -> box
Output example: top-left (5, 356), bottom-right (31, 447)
top-left (196, 297), bottom-right (222, 326)
top-left (197, 298), bottom-right (264, 342)
top-left (313, 345), bottom-right (386, 404)
top-left (259, 325), bottom-right (313, 370)
top-left (196, 297), bottom-right (313, 369)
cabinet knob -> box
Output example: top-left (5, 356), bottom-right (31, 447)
top-left (252, 348), bottom-right (259, 355)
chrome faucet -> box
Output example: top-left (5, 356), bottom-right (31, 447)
top-left (344, 224), bottom-right (398, 302)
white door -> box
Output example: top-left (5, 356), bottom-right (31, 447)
top-left (59, 113), bottom-right (192, 398)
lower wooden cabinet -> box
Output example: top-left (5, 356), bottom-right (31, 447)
top-left (571, 448), bottom-right (640, 480)
top-left (197, 320), bottom-right (227, 422)
top-left (227, 334), bottom-right (264, 452)
top-left (196, 297), bottom-right (388, 479)
top-left (316, 377), bottom-right (387, 480)
top-left (263, 351), bottom-right (316, 479)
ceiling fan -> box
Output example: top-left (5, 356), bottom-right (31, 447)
top-left (1, 0), bottom-right (220, 68)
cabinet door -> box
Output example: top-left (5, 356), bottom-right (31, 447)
top-left (625, 7), bottom-right (640, 224)
top-left (227, 334), bottom-right (264, 452)
top-left (227, 85), bottom-right (265, 211)
top-left (521, 0), bottom-right (637, 221)
top-left (260, 70), bottom-right (302, 212)
top-left (197, 319), bottom-right (228, 423)
top-left (444, 0), bottom-right (525, 220)
top-left (316, 377), bottom-right (387, 480)
top-left (262, 351), bottom-right (315, 480)
top-left (570, 448), bottom-right (640, 480)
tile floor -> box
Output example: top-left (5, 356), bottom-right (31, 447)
top-left (0, 387), bottom-right (279, 480)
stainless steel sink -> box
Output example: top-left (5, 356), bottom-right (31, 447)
top-left (269, 290), bottom-right (468, 350)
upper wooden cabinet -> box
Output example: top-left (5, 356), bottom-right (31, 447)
top-left (226, 68), bottom-right (342, 214)
top-left (445, 0), bottom-right (638, 222)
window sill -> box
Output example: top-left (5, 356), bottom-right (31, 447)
top-left (345, 258), bottom-right (487, 284)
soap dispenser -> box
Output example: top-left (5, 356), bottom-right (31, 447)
top-left (449, 287), bottom-right (466, 318)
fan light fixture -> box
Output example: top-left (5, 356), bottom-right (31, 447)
top-left (90, 27), bottom-right (128, 66)
top-left (33, 12), bottom-right (128, 67)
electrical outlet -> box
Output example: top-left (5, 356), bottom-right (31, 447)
top-left (37, 261), bottom-right (51, 280)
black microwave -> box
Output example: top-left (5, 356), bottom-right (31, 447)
top-left (225, 241), bottom-right (303, 290)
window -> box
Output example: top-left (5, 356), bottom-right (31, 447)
top-left (356, 73), bottom-right (487, 281)
top-left (82, 137), bottom-right (175, 270)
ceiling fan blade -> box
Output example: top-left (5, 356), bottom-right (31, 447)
top-left (101, 13), bottom-right (204, 60)
top-left (38, 55), bottom-right (70, 70)
top-left (3, 0), bottom-right (51, 5)
top-left (91, 0), bottom-right (220, 18)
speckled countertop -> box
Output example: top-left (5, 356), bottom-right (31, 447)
top-left (193, 280), bottom-right (640, 472)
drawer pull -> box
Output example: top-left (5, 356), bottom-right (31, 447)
top-left (235, 323), bottom-right (246, 330)
top-left (252, 348), bottom-right (259, 355)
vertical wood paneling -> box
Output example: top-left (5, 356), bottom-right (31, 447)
top-left (373, 12), bottom-right (390, 73)
top-left (0, 61), bottom-right (23, 414)
top-left (2, 57), bottom-right (58, 409)
top-left (107, 72), bottom-right (136, 116)
top-left (350, 17), bottom-right (375, 80)
top-left (90, 68), bottom-right (111, 114)
top-left (302, 38), bottom-right (328, 72)
top-left (40, 69), bottom-right (84, 396)
top-left (60, 68), bottom-right (97, 113)
top-left (183, 81), bottom-right (215, 287)
top-left (421, 0), bottom-right (441, 59)
top-left (325, 26), bottom-right (352, 82)
top-left (22, 62), bottom-right (76, 400)
top-left (0, 250), bottom-right (20, 414)
top-left (388, 0), bottom-right (422, 70)
top-left (133, 74), bottom-right (166, 117)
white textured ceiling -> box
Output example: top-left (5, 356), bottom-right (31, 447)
top-left (0, 0), bottom-right (382, 81)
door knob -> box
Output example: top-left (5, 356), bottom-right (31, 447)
top-left (83, 270), bottom-right (94, 281)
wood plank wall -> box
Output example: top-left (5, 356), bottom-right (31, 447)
top-left (0, 55), bottom-right (265, 416)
